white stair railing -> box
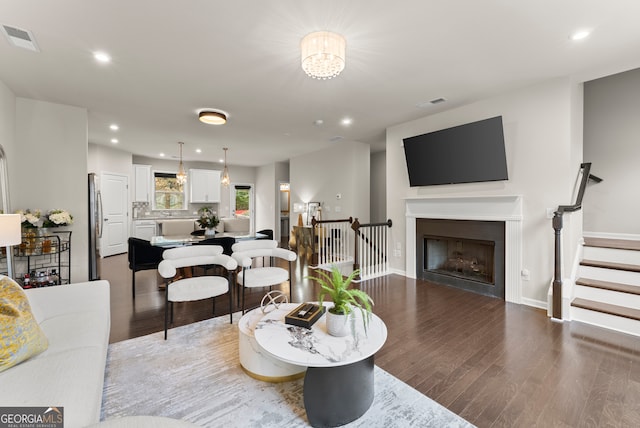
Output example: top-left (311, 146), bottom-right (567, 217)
top-left (311, 217), bottom-right (353, 268)
top-left (352, 219), bottom-right (392, 281)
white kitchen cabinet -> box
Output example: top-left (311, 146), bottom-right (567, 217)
top-left (189, 169), bottom-right (221, 203)
top-left (133, 164), bottom-right (152, 203)
top-left (132, 220), bottom-right (157, 240)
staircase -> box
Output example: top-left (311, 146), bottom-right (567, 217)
top-left (571, 237), bottom-right (640, 336)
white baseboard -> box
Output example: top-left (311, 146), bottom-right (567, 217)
top-left (583, 231), bottom-right (640, 241)
top-left (389, 268), bottom-right (407, 277)
top-left (521, 297), bottom-right (548, 310)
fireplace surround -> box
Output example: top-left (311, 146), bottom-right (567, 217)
top-left (418, 219), bottom-right (505, 298)
top-left (405, 195), bottom-right (522, 303)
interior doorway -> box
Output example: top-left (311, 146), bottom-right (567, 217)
top-left (279, 182), bottom-right (290, 246)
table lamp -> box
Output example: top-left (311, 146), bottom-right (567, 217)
top-left (0, 213), bottom-right (22, 279)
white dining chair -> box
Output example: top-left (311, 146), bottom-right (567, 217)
top-left (158, 245), bottom-right (237, 339)
top-left (231, 240), bottom-right (297, 314)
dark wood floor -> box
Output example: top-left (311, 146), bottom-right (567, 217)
top-left (103, 253), bottom-right (640, 427)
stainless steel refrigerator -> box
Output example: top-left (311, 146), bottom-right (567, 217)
top-left (88, 173), bottom-right (102, 280)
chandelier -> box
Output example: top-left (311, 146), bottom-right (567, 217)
top-left (176, 142), bottom-right (187, 185)
top-left (300, 31), bottom-right (346, 80)
top-left (221, 147), bottom-right (230, 187)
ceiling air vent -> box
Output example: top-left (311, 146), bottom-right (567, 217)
top-left (1, 24), bottom-right (39, 52)
top-left (416, 97), bottom-right (447, 108)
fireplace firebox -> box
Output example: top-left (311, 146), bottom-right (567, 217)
top-left (417, 219), bottom-right (505, 298)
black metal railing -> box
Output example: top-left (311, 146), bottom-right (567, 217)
top-left (552, 162), bottom-right (602, 320)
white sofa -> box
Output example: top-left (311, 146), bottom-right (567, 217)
top-left (0, 279), bottom-right (111, 428)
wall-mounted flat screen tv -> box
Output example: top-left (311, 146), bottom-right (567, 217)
top-left (403, 116), bottom-right (508, 187)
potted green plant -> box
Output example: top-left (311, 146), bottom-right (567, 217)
top-left (197, 206), bottom-right (219, 237)
top-left (308, 266), bottom-right (374, 337)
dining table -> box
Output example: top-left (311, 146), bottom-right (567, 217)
top-left (150, 232), bottom-right (267, 304)
top-left (150, 231), bottom-right (267, 247)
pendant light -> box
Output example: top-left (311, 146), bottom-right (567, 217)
top-left (221, 147), bottom-right (230, 187)
top-left (176, 142), bottom-right (187, 185)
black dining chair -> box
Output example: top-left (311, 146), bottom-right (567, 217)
top-left (194, 236), bottom-right (235, 256)
top-left (128, 237), bottom-right (165, 299)
top-left (256, 229), bottom-right (274, 240)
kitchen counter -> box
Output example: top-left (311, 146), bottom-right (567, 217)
top-left (133, 216), bottom-right (198, 220)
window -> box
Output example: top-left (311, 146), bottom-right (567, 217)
top-left (234, 185), bottom-right (251, 218)
top-left (153, 172), bottom-right (186, 210)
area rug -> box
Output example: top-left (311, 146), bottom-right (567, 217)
top-left (101, 314), bottom-right (474, 427)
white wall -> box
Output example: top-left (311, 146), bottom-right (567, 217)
top-left (290, 141), bottom-right (370, 225)
top-left (88, 143), bottom-right (132, 176)
top-left (584, 68), bottom-right (640, 235)
top-left (14, 98), bottom-right (89, 281)
top-left (0, 80), bottom-right (16, 214)
top-left (370, 151), bottom-right (386, 223)
top-left (387, 78), bottom-right (583, 305)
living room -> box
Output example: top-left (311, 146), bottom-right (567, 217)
top-left (2, 1), bottom-right (640, 427)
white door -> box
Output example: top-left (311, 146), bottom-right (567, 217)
top-left (231, 184), bottom-right (254, 234)
top-left (100, 173), bottom-right (128, 257)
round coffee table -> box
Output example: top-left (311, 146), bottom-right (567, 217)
top-left (253, 303), bottom-right (387, 427)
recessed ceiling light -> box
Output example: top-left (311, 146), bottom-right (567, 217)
top-left (314, 119), bottom-right (324, 126)
top-left (109, 124), bottom-right (119, 131)
top-left (219, 158), bottom-right (224, 163)
top-left (198, 110), bottom-right (227, 125)
top-left (93, 51), bottom-right (111, 63)
top-left (110, 138), bottom-right (118, 144)
top-left (570, 30), bottom-right (591, 41)
top-left (159, 153), bottom-right (165, 157)
top-left (341, 118), bottom-right (353, 126)
top-left (196, 148), bottom-right (202, 154)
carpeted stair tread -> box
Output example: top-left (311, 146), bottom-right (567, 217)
top-left (575, 277), bottom-right (640, 295)
top-left (583, 237), bottom-right (640, 252)
top-left (571, 298), bottom-right (640, 321)
top-left (580, 259), bottom-right (640, 273)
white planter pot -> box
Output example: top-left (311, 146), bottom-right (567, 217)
top-left (205, 228), bottom-right (216, 237)
top-left (325, 310), bottom-right (352, 337)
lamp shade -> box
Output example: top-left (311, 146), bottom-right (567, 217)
top-left (301, 31), bottom-right (346, 80)
top-left (0, 214), bottom-right (21, 246)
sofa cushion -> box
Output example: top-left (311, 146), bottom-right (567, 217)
top-left (221, 217), bottom-right (250, 233)
top-left (0, 276), bottom-right (49, 372)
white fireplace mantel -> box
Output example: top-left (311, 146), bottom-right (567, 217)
top-left (405, 195), bottom-right (523, 303)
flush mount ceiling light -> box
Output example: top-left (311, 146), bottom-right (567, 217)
top-left (221, 147), bottom-right (231, 187)
top-left (93, 51), bottom-right (111, 63)
top-left (570, 29), bottom-right (591, 41)
top-left (301, 31), bottom-right (346, 80)
top-left (199, 110), bottom-right (227, 125)
top-left (176, 142), bottom-right (187, 185)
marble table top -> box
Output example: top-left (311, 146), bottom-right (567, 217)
top-left (253, 303), bottom-right (387, 368)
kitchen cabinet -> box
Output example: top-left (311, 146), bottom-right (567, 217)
top-left (132, 220), bottom-right (157, 240)
top-left (133, 164), bottom-right (152, 203)
top-left (189, 169), bottom-right (221, 203)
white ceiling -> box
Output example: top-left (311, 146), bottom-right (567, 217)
top-left (1, 1), bottom-right (640, 167)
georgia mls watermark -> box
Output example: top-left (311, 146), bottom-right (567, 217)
top-left (0, 407), bottom-right (63, 428)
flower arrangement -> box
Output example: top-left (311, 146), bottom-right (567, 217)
top-left (16, 209), bottom-right (41, 228)
top-left (197, 206), bottom-right (219, 229)
top-left (43, 209), bottom-right (73, 227)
